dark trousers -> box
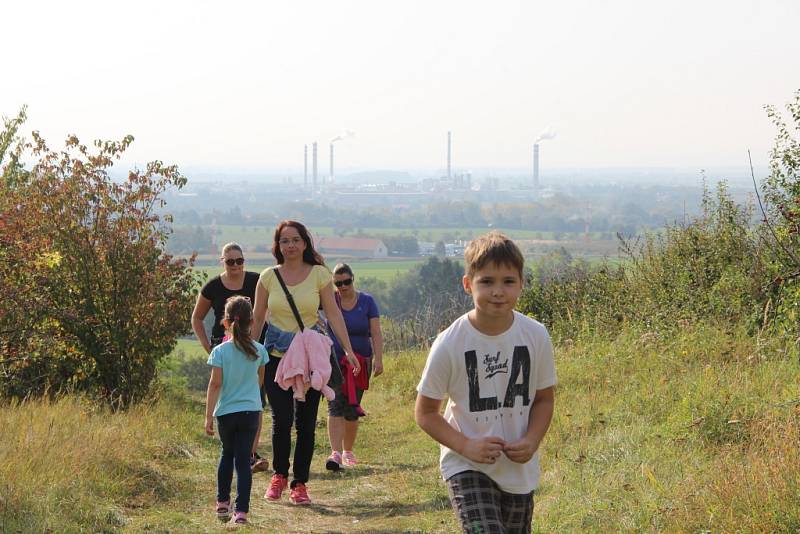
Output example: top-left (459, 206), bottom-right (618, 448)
top-left (216, 411), bottom-right (260, 513)
top-left (264, 357), bottom-right (321, 487)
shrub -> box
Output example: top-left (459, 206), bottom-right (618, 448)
top-left (158, 348), bottom-right (210, 392)
top-left (0, 111), bottom-right (202, 408)
top-left (762, 90), bottom-right (800, 348)
top-left (518, 182), bottom-right (767, 338)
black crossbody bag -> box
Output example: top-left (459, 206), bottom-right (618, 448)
top-left (273, 268), bottom-right (344, 389)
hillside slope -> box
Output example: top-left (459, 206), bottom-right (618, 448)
top-left (1, 325), bottom-right (798, 533)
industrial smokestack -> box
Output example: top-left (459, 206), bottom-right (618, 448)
top-left (312, 142), bottom-right (318, 189)
top-left (533, 144), bottom-right (540, 189)
top-left (447, 131), bottom-right (452, 179)
top-left (304, 145), bottom-right (308, 187)
top-left (329, 143), bottom-right (334, 184)
top-left (328, 130), bottom-right (354, 185)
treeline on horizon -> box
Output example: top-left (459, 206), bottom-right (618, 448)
top-left (166, 184), bottom-right (722, 255)
top-left (0, 90), bottom-right (798, 410)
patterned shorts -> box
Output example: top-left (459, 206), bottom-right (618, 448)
top-left (446, 470), bottom-right (534, 534)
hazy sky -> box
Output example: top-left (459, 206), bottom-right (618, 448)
top-left (3, 0), bottom-right (799, 176)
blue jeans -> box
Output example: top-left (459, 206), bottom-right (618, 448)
top-left (216, 411), bottom-right (260, 513)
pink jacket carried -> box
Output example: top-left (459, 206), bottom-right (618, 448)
top-left (274, 329), bottom-right (335, 401)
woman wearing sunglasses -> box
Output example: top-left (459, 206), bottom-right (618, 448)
top-left (192, 242), bottom-right (260, 354)
top-left (324, 263), bottom-right (384, 471)
top-left (192, 242), bottom-right (269, 472)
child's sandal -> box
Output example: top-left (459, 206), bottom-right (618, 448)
top-left (229, 511), bottom-right (247, 525)
top-left (216, 500), bottom-right (231, 518)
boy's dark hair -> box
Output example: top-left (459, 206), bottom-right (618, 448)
top-left (224, 295), bottom-right (258, 360)
top-left (464, 231), bottom-right (524, 279)
top-left (333, 263), bottom-right (353, 277)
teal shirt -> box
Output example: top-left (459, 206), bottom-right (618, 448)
top-left (207, 340), bottom-right (269, 416)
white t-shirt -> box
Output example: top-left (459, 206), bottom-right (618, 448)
top-left (416, 311), bottom-right (557, 494)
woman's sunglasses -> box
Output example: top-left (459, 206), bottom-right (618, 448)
top-left (334, 278), bottom-right (353, 287)
top-left (224, 258), bottom-right (245, 266)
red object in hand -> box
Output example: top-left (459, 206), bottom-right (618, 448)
top-left (341, 353), bottom-right (369, 390)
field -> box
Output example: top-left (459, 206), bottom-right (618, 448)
top-left (3, 324), bottom-right (799, 532)
top-left (178, 223), bottom-right (623, 291)
top-left (209, 224), bottom-right (604, 246)
top-left (192, 258), bottom-right (426, 284)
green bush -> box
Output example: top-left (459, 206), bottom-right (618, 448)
top-left (762, 90), bottom-right (800, 349)
top-left (158, 348), bottom-right (210, 392)
top-left (518, 182), bottom-right (768, 339)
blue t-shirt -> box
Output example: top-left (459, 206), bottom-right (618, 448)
top-left (207, 340), bottom-right (269, 416)
top-left (328, 292), bottom-right (380, 358)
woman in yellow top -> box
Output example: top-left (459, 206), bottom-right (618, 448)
top-left (252, 220), bottom-right (360, 506)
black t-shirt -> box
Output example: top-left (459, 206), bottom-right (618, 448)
top-left (200, 271), bottom-right (260, 340)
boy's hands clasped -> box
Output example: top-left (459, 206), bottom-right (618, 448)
top-left (462, 436), bottom-right (506, 464)
top-left (462, 435), bottom-right (538, 464)
top-left (503, 436), bottom-right (538, 463)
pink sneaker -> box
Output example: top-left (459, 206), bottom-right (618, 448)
top-left (265, 473), bottom-right (288, 501)
top-left (342, 450), bottom-right (357, 467)
top-left (289, 482), bottom-right (312, 505)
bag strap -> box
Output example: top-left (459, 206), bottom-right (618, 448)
top-left (273, 268), bottom-right (305, 332)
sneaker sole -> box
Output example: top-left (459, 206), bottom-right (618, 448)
top-left (251, 460), bottom-right (270, 473)
top-left (325, 459), bottom-right (342, 472)
top-left (265, 487), bottom-right (286, 501)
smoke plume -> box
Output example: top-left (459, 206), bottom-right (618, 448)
top-left (534, 126), bottom-right (557, 143)
top-left (330, 129), bottom-right (355, 143)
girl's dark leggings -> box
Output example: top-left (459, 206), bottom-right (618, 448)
top-left (264, 357), bottom-right (322, 487)
top-left (216, 410), bottom-right (260, 513)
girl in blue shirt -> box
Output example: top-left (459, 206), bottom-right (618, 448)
top-left (205, 296), bottom-right (269, 526)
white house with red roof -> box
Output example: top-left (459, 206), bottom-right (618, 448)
top-left (316, 237), bottom-right (388, 259)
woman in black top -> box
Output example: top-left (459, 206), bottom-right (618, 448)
top-left (192, 242), bottom-right (260, 353)
top-left (192, 242), bottom-right (267, 471)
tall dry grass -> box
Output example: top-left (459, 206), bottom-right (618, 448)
top-left (0, 392), bottom-right (203, 533)
top-left (533, 323), bottom-right (800, 533)
top-left (668, 413), bottom-right (800, 533)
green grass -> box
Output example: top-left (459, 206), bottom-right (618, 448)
top-left (193, 259), bottom-right (426, 284)
top-left (3, 324), bottom-right (798, 532)
top-left (174, 337), bottom-right (208, 358)
top-left (197, 224), bottom-right (610, 248)
top-left (533, 325), bottom-right (800, 533)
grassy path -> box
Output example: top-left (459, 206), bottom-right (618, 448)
top-left (125, 352), bottom-right (457, 533)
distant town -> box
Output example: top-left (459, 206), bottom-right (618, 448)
top-left (164, 162), bottom-right (756, 263)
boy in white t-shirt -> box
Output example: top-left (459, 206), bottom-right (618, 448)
top-left (415, 232), bottom-right (556, 534)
